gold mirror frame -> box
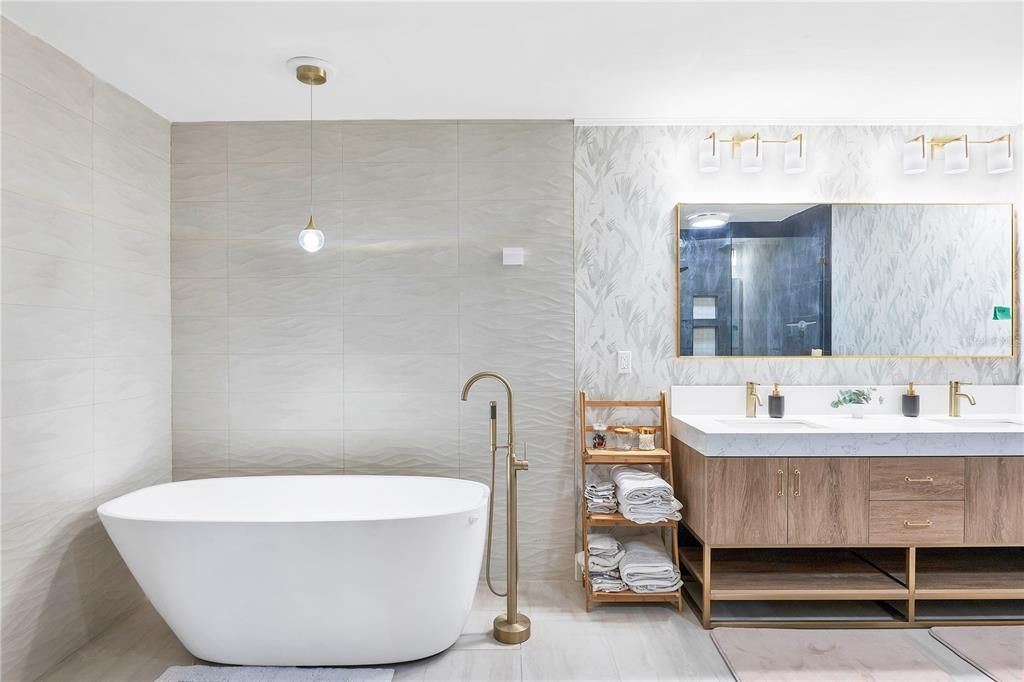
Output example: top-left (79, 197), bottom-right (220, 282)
top-left (674, 202), bottom-right (1018, 360)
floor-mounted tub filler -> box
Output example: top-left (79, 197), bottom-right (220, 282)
top-left (98, 475), bottom-right (489, 666)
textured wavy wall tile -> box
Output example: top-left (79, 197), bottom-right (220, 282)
top-left (94, 126), bottom-right (170, 199)
top-left (344, 353), bottom-right (458, 393)
top-left (461, 313), bottom-right (573, 356)
top-left (171, 123), bottom-right (228, 164)
top-left (171, 163), bottom-right (227, 202)
top-left (93, 79), bottom-right (170, 161)
top-left (229, 392), bottom-right (342, 431)
top-left (229, 315), bottom-right (342, 355)
top-left (341, 313), bottom-right (459, 355)
top-left (228, 201), bottom-right (342, 240)
top-left (459, 275), bottom-right (573, 318)
top-left (343, 429), bottom-right (458, 477)
top-left (342, 275), bottom-right (458, 316)
top-left (343, 200), bottom-right (458, 240)
top-left (2, 135), bottom-right (92, 214)
top-left (228, 121), bottom-right (317, 163)
top-left (344, 391), bottom-right (456, 432)
top-left (171, 429), bottom-right (229, 469)
top-left (460, 352), bottom-right (573, 394)
top-left (2, 191), bottom-right (93, 261)
top-left (172, 316), bottom-right (228, 355)
top-left (94, 355), bottom-right (171, 403)
top-left (229, 429), bottom-right (343, 470)
top-left (342, 238), bottom-right (458, 277)
top-left (228, 277), bottom-right (341, 316)
top-left (459, 162), bottom-right (571, 201)
top-left (94, 170), bottom-right (170, 234)
top-left (1, 305), bottom-right (93, 360)
top-left (171, 354), bottom-right (228, 393)
top-left (171, 278), bottom-right (227, 316)
top-left (342, 162), bottom-right (458, 201)
top-left (229, 353), bottom-right (343, 394)
top-left (1, 249), bottom-right (92, 309)
top-left (95, 219), bottom-right (170, 277)
top-left (93, 266), bottom-right (170, 315)
top-left (94, 312), bottom-right (171, 358)
top-left (171, 201), bottom-right (228, 240)
top-left (1, 405), bottom-right (93, 474)
top-left (459, 199), bottom-right (571, 241)
top-left (229, 239), bottom-right (343, 278)
top-left (458, 239), bottom-right (572, 278)
top-left (94, 431), bottom-right (171, 500)
top-left (2, 77), bottom-right (92, 166)
top-left (171, 392), bottom-right (228, 431)
top-left (227, 162), bottom-right (310, 202)
top-left (95, 394), bottom-right (170, 453)
top-left (2, 358), bottom-right (92, 418)
top-left (1, 450), bottom-right (93, 528)
top-left (2, 18), bottom-right (93, 119)
top-left (458, 122), bottom-right (573, 164)
top-left (342, 122), bottom-right (458, 163)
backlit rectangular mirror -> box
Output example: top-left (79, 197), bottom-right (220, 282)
top-left (677, 203), bottom-right (1015, 358)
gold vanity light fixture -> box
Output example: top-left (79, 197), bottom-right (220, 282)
top-left (903, 133), bottom-right (1014, 175)
top-left (288, 57), bottom-right (331, 252)
top-left (699, 132), bottom-right (805, 174)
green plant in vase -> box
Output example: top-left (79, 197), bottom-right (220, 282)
top-left (830, 387), bottom-right (882, 419)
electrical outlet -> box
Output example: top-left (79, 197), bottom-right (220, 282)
top-left (617, 350), bottom-right (632, 374)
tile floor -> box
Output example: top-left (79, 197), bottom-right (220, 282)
top-left (40, 581), bottom-right (989, 681)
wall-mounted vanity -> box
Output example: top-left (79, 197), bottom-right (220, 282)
top-left (669, 385), bottom-right (1024, 628)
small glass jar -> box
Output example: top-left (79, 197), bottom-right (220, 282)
top-left (591, 422), bottom-right (608, 450)
top-left (613, 427), bottom-right (634, 451)
top-left (637, 427), bottom-right (656, 451)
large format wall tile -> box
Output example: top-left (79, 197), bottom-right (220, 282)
top-left (169, 119), bottom-right (575, 583)
top-left (1, 24), bottom-right (172, 681)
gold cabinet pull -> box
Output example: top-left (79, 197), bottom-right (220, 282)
top-left (904, 476), bottom-right (934, 483)
top-left (904, 520), bottom-right (933, 528)
top-left (777, 469), bottom-right (785, 497)
top-left (793, 469), bottom-right (801, 497)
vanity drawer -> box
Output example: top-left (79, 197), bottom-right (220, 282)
top-left (869, 457), bottom-right (965, 501)
top-left (869, 501), bottom-right (964, 544)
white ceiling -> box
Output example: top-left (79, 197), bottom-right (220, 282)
top-left (3, 1), bottom-right (1022, 124)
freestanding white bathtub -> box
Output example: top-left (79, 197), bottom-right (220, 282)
top-left (98, 475), bottom-right (489, 666)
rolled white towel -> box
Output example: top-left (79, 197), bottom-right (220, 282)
top-left (620, 536), bottom-right (681, 593)
top-left (587, 533), bottom-right (622, 557)
top-left (588, 549), bottom-right (624, 571)
top-left (619, 498), bottom-right (682, 524)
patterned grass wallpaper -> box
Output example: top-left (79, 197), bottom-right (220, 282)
top-left (574, 125), bottom-right (1022, 401)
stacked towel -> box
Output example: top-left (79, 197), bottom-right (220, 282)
top-left (620, 536), bottom-right (682, 593)
top-left (584, 466), bottom-right (617, 513)
top-left (610, 465), bottom-right (683, 524)
top-left (586, 533), bottom-right (627, 592)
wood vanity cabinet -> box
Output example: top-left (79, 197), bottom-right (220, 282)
top-left (787, 457), bottom-right (870, 545)
top-left (965, 457), bottom-right (1024, 544)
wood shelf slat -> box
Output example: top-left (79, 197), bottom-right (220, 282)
top-left (584, 448), bottom-right (670, 464)
top-left (588, 589), bottom-right (681, 603)
top-left (586, 513), bottom-right (677, 528)
top-left (914, 547), bottom-right (1024, 599)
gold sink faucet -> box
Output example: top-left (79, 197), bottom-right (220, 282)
top-left (948, 380), bottom-right (976, 417)
top-left (745, 381), bottom-right (763, 418)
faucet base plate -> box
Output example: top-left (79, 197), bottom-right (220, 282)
top-left (493, 613), bottom-right (531, 644)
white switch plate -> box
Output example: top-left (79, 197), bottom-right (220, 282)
top-left (617, 350), bottom-right (632, 374)
top-left (502, 247), bottom-right (525, 266)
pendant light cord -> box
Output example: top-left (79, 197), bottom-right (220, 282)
top-left (309, 79), bottom-right (313, 218)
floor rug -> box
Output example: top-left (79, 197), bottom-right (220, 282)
top-left (711, 628), bottom-right (952, 681)
top-left (930, 626), bottom-right (1024, 682)
top-left (156, 665), bottom-right (394, 682)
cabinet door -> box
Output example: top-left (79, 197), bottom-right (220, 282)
top-left (966, 457), bottom-right (1024, 544)
top-left (707, 458), bottom-right (787, 545)
top-left (788, 457), bottom-right (869, 545)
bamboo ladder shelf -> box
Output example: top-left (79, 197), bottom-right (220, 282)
top-left (579, 391), bottom-right (683, 612)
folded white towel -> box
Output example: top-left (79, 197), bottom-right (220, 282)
top-left (619, 498), bottom-right (682, 524)
top-left (588, 549), bottom-right (624, 571)
top-left (620, 536), bottom-right (681, 593)
top-left (587, 533), bottom-right (622, 556)
top-left (585, 466), bottom-right (618, 513)
top-left (611, 465), bottom-right (674, 503)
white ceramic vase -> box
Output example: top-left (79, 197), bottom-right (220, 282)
top-left (850, 404), bottom-right (866, 419)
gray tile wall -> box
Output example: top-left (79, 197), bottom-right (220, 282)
top-left (170, 120), bottom-right (575, 578)
top-left (1, 18), bottom-right (171, 682)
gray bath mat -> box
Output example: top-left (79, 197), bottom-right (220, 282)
top-left (156, 665), bottom-right (394, 682)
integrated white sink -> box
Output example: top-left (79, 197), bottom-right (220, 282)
top-left (714, 417), bottom-right (826, 430)
top-left (928, 417), bottom-right (1024, 430)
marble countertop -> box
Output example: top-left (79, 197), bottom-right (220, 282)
top-left (671, 412), bottom-right (1024, 457)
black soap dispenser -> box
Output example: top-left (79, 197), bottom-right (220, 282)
top-left (768, 383), bottom-right (785, 419)
top-left (902, 381), bottom-right (920, 418)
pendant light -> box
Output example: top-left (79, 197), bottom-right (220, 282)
top-left (289, 57), bottom-right (329, 253)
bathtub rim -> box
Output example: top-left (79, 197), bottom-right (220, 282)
top-left (97, 474), bottom-right (490, 525)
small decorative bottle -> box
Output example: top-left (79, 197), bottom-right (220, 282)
top-left (613, 427), bottom-right (634, 451)
top-left (637, 427), bottom-right (656, 450)
top-left (902, 382), bottom-right (920, 418)
top-left (768, 383), bottom-right (785, 419)
top-left (592, 422), bottom-right (608, 449)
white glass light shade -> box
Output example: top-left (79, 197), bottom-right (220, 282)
top-left (943, 137), bottom-right (969, 174)
top-left (699, 135), bottom-right (720, 172)
top-left (987, 139), bottom-right (1013, 174)
top-left (903, 138), bottom-right (927, 174)
top-left (298, 217), bottom-right (325, 252)
top-left (740, 136), bottom-right (762, 173)
top-left (685, 212), bottom-right (729, 229)
top-left (783, 137), bottom-right (805, 174)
